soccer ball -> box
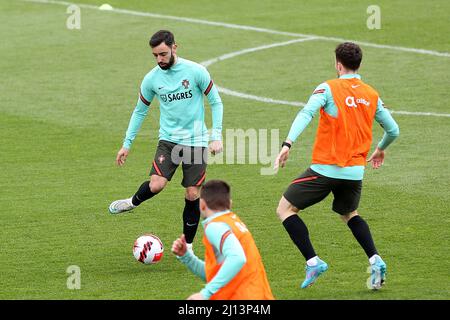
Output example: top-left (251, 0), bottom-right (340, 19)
top-left (133, 234), bottom-right (164, 264)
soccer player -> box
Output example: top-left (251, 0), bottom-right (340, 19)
top-left (171, 180), bottom-right (274, 300)
top-left (109, 30), bottom-right (224, 250)
top-left (274, 42), bottom-right (399, 289)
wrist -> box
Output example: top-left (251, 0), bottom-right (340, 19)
top-left (282, 141), bottom-right (292, 149)
top-left (177, 249), bottom-right (192, 259)
top-left (376, 144), bottom-right (385, 152)
top-left (200, 288), bottom-right (212, 300)
top-left (210, 129), bottom-right (222, 141)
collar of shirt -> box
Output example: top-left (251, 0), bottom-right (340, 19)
top-left (339, 73), bottom-right (361, 79)
top-left (202, 209), bottom-right (232, 226)
top-left (160, 57), bottom-right (183, 73)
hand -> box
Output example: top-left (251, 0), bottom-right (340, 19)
top-left (171, 234), bottom-right (187, 257)
top-left (187, 292), bottom-right (206, 300)
top-left (115, 147), bottom-right (129, 166)
top-left (367, 147), bottom-right (385, 169)
top-left (274, 146), bottom-right (291, 172)
top-left (209, 140), bottom-right (223, 155)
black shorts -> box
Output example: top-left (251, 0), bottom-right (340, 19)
top-left (283, 168), bottom-right (362, 215)
top-left (149, 140), bottom-right (207, 188)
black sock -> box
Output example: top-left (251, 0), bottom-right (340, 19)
top-left (282, 215), bottom-right (316, 261)
top-left (347, 215), bottom-right (378, 258)
top-left (183, 198), bottom-right (201, 244)
top-left (131, 181), bottom-right (158, 206)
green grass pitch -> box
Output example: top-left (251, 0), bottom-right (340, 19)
top-left (1, 0), bottom-right (449, 299)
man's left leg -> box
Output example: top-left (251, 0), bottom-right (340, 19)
top-left (183, 186), bottom-right (201, 250)
top-left (340, 211), bottom-right (379, 261)
top-left (180, 145), bottom-right (207, 249)
top-left (333, 180), bottom-right (386, 290)
top-left (341, 211), bottom-right (386, 289)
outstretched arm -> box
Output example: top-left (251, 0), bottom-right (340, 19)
top-left (116, 98), bottom-right (149, 166)
top-left (122, 96), bottom-right (150, 150)
top-left (172, 234), bottom-right (206, 281)
top-left (116, 77), bottom-right (154, 166)
top-left (274, 83), bottom-right (328, 170)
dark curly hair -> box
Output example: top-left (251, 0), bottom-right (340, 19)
top-left (149, 30), bottom-right (175, 48)
top-left (335, 42), bottom-right (362, 71)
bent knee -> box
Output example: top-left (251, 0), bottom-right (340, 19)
top-left (185, 187), bottom-right (200, 201)
top-left (276, 197), bottom-right (299, 221)
top-left (149, 176), bottom-right (167, 193)
top-left (340, 210), bottom-right (359, 223)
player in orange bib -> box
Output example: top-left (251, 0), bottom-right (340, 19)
top-left (274, 42), bottom-right (399, 290)
top-left (172, 180), bottom-right (274, 300)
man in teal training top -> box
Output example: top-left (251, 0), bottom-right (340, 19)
top-left (109, 30), bottom-right (224, 251)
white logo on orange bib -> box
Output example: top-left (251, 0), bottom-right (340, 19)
top-left (345, 96), bottom-right (370, 108)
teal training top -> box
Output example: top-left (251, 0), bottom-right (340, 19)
top-left (177, 210), bottom-right (247, 300)
top-left (287, 74), bottom-right (400, 180)
top-left (123, 57), bottom-right (223, 148)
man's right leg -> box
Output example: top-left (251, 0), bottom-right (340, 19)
top-left (109, 140), bottom-right (177, 214)
top-left (277, 197), bottom-right (329, 288)
top-left (278, 168), bottom-right (332, 288)
top-left (276, 197), bottom-right (317, 263)
top-left (132, 175), bottom-right (168, 206)
top-left (109, 175), bottom-right (167, 214)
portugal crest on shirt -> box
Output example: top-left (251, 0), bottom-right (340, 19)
top-left (182, 79), bottom-right (190, 89)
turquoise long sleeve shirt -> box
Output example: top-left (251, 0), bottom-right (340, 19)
top-left (123, 57), bottom-right (223, 149)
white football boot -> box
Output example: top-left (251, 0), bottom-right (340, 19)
top-left (109, 197), bottom-right (136, 214)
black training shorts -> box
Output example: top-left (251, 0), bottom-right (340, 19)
top-left (283, 167), bottom-right (362, 215)
top-left (149, 140), bottom-right (207, 187)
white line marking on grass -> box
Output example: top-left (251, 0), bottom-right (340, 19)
top-left (25, 0), bottom-right (450, 58)
top-left (216, 87), bottom-right (450, 118)
top-left (389, 111), bottom-right (450, 117)
top-left (201, 37), bottom-right (317, 67)
top-left (201, 41), bottom-right (450, 118)
top-left (217, 86), bottom-right (305, 107)
top-left (25, 0), bottom-right (99, 9)
top-left (24, 0), bottom-right (450, 118)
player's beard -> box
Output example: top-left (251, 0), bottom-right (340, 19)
top-left (158, 52), bottom-right (175, 70)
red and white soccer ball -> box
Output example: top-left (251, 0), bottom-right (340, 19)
top-left (133, 234), bottom-right (164, 264)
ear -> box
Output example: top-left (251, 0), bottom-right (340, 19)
top-left (229, 199), bottom-right (233, 208)
top-left (199, 198), bottom-right (207, 212)
top-left (172, 43), bottom-right (178, 54)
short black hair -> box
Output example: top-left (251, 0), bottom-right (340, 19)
top-left (200, 180), bottom-right (231, 211)
top-left (149, 30), bottom-right (175, 48)
top-left (335, 42), bottom-right (362, 71)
